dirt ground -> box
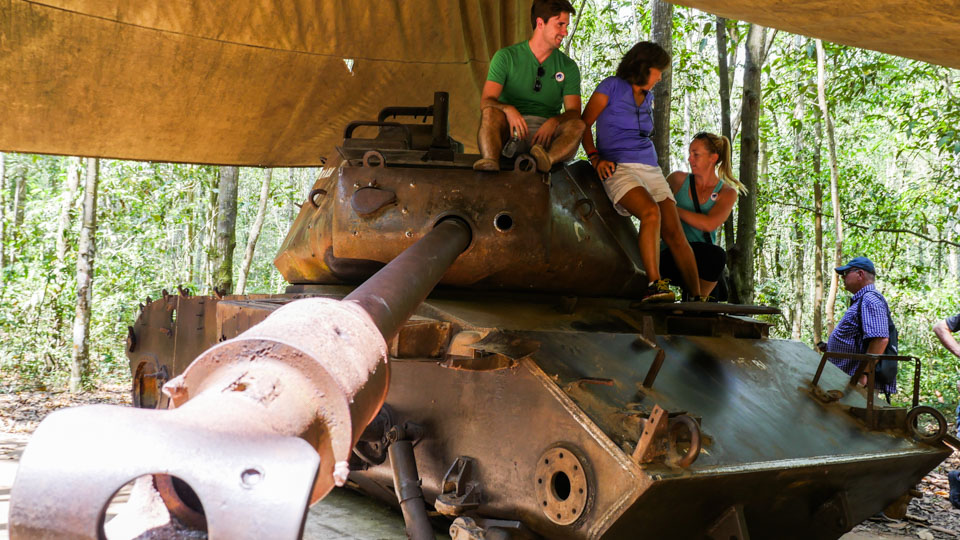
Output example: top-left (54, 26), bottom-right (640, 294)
top-left (1, 386), bottom-right (960, 539)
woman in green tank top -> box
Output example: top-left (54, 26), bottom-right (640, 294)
top-left (660, 132), bottom-right (746, 298)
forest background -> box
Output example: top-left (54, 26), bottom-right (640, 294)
top-left (1, 2), bottom-right (959, 412)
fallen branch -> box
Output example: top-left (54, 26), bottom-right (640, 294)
top-left (931, 525), bottom-right (960, 537)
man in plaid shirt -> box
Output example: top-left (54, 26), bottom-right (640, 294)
top-left (826, 257), bottom-right (895, 395)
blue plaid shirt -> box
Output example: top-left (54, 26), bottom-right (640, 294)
top-left (826, 284), bottom-right (895, 394)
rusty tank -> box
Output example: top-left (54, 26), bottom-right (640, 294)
top-left (10, 92), bottom-right (956, 540)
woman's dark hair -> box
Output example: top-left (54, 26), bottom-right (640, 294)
top-left (615, 41), bottom-right (670, 87)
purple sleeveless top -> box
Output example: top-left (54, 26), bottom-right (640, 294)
top-left (594, 76), bottom-right (657, 166)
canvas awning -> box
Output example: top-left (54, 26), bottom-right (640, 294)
top-left (669, 0), bottom-right (960, 70)
top-left (0, 0), bottom-right (528, 165)
top-left (1, 1), bottom-right (956, 166)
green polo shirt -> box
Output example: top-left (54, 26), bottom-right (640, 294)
top-left (486, 41), bottom-right (581, 118)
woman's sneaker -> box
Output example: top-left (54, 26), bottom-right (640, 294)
top-left (641, 279), bottom-right (675, 303)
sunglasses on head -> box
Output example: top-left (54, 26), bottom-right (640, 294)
top-left (534, 66), bottom-right (545, 92)
top-left (693, 132), bottom-right (719, 152)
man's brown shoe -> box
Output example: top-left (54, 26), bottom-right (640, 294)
top-left (530, 144), bottom-right (552, 172)
top-left (473, 158), bottom-right (499, 172)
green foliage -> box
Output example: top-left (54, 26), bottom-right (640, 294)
top-left (0, 154), bottom-right (316, 389)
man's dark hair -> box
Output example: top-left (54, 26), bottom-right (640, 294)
top-left (616, 41), bottom-right (671, 86)
top-left (531, 0), bottom-right (575, 30)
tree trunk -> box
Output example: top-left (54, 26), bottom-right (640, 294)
top-left (203, 170), bottom-right (219, 292)
top-left (816, 40), bottom-right (843, 333)
top-left (70, 158), bottom-right (99, 393)
top-left (211, 166), bottom-right (239, 295)
top-left (727, 24), bottom-right (765, 304)
top-left (649, 0), bottom-right (673, 176)
top-left (789, 69), bottom-right (804, 340)
top-left (791, 210), bottom-right (804, 340)
top-left (236, 169), bottom-right (272, 294)
top-left (288, 168), bottom-right (299, 226)
top-left (49, 157), bottom-right (83, 348)
top-left (12, 167), bottom-right (26, 230)
top-left (186, 180), bottom-right (196, 286)
top-left (0, 153), bottom-right (6, 275)
top-left (812, 101), bottom-right (825, 344)
top-left (10, 165), bottom-right (26, 265)
top-left (950, 244), bottom-right (960, 288)
top-left (55, 157), bottom-right (82, 266)
top-left (774, 229), bottom-right (781, 280)
top-left (756, 137), bottom-right (769, 281)
top-left (716, 17), bottom-right (736, 251)
top-left (563, 0), bottom-right (588, 56)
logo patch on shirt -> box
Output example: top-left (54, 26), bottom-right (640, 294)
top-left (555, 71), bottom-right (565, 82)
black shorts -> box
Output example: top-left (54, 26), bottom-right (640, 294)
top-left (660, 242), bottom-right (726, 284)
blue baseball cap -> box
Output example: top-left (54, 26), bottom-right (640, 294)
top-left (835, 256), bottom-right (876, 275)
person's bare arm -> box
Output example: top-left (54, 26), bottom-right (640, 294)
top-left (532, 94), bottom-right (582, 146)
top-left (561, 94), bottom-right (582, 119)
top-left (480, 80), bottom-right (528, 139)
top-left (579, 93), bottom-right (615, 179)
top-left (676, 187), bottom-right (737, 231)
top-left (934, 320), bottom-right (960, 358)
top-left (857, 337), bottom-right (890, 385)
top-left (864, 337), bottom-right (889, 355)
top-left (666, 171), bottom-right (686, 194)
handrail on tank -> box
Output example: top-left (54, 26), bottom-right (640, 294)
top-left (343, 121), bottom-right (413, 147)
top-left (811, 352), bottom-right (921, 429)
top-left (377, 91), bottom-right (450, 150)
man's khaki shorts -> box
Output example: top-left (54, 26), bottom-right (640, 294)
top-left (507, 115), bottom-right (577, 162)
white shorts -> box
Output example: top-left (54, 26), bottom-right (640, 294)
top-left (601, 162), bottom-right (675, 216)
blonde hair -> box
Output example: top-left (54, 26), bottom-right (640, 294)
top-left (692, 132), bottom-right (747, 194)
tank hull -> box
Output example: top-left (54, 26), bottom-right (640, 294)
top-left (127, 286), bottom-right (949, 539)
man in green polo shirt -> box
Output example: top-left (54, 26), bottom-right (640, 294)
top-left (473, 0), bottom-right (585, 173)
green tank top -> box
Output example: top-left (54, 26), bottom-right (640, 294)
top-left (674, 174), bottom-right (723, 245)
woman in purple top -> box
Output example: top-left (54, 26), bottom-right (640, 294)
top-left (581, 41), bottom-right (701, 302)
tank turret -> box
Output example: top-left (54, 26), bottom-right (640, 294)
top-left (276, 92), bottom-right (648, 297)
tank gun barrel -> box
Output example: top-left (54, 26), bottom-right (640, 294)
top-left (9, 217), bottom-right (472, 539)
top-left (345, 216), bottom-right (471, 341)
